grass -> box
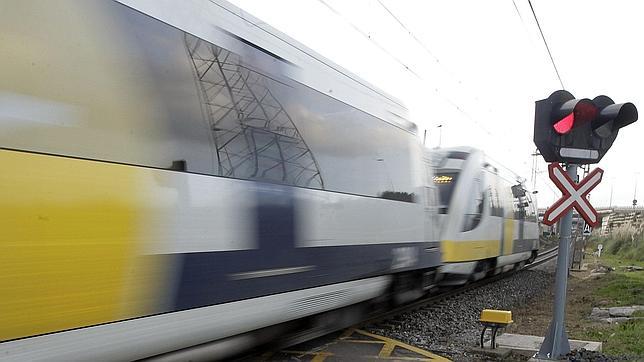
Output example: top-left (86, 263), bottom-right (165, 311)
top-left (568, 231), bottom-right (644, 356)
top-left (575, 319), bottom-right (644, 356)
top-left (587, 254), bottom-right (644, 307)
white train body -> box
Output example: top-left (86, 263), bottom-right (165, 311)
top-left (0, 0), bottom-right (442, 360)
top-left (430, 147), bottom-right (539, 283)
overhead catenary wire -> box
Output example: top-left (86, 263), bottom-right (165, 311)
top-left (376, 0), bottom-right (499, 115)
top-left (318, 0), bottom-right (550, 199)
top-left (374, 0), bottom-right (556, 172)
top-left (316, 0), bottom-right (496, 139)
top-left (527, 0), bottom-right (565, 90)
top-left (376, 0), bottom-right (551, 182)
top-left (316, 0), bottom-right (420, 78)
top-left (375, 0), bottom-right (447, 74)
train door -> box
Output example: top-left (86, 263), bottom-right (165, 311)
top-left (423, 155), bottom-right (439, 242)
top-left (486, 172), bottom-right (505, 252)
top-left (499, 180), bottom-right (515, 256)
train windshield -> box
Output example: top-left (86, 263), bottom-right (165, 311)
top-left (433, 172), bottom-right (459, 214)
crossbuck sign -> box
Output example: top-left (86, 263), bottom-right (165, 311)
top-left (542, 163), bottom-right (603, 227)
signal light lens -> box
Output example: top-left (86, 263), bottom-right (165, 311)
top-left (553, 101), bottom-right (598, 134)
top-left (575, 101), bottom-right (599, 123)
top-left (553, 112), bottom-right (574, 134)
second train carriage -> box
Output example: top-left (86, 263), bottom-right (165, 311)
top-left (430, 147), bottom-right (539, 284)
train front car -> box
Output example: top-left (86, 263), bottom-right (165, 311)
top-left (0, 0), bottom-right (441, 360)
top-left (432, 147), bottom-right (539, 285)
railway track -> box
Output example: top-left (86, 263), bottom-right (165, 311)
top-left (358, 245), bottom-right (559, 329)
top-left (252, 245), bottom-right (560, 360)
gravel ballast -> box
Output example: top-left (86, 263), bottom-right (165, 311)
top-left (365, 269), bottom-right (554, 360)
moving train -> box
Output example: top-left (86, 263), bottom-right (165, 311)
top-left (0, 0), bottom-right (537, 360)
top-left (432, 147), bottom-right (539, 285)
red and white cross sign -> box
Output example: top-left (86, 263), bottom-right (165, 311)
top-left (542, 163), bottom-right (603, 227)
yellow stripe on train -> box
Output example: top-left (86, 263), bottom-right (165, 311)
top-left (0, 150), bottom-right (159, 341)
top-left (503, 216), bottom-right (514, 255)
top-left (440, 239), bottom-right (501, 262)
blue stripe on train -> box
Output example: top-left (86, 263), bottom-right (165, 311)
top-left (172, 183), bottom-right (441, 311)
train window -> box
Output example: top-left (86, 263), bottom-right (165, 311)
top-left (462, 175), bottom-right (485, 231)
top-left (486, 174), bottom-right (504, 217)
top-left (488, 187), bottom-right (504, 217)
top-left (524, 193), bottom-right (538, 222)
top-left (434, 173), bottom-right (459, 214)
top-left (0, 0), bottom-right (417, 201)
top-left (447, 151), bottom-right (469, 160)
top-left (512, 186), bottom-right (528, 220)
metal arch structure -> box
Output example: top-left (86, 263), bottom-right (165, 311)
top-left (185, 34), bottom-right (324, 189)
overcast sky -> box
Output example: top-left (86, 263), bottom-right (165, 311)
top-left (229, 0), bottom-right (643, 209)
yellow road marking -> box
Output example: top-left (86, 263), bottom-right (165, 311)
top-left (355, 329), bottom-right (451, 361)
top-left (343, 340), bottom-right (385, 344)
top-left (374, 356), bottom-right (445, 361)
top-left (378, 340), bottom-right (396, 357)
top-left (282, 350), bottom-right (333, 361)
top-left (311, 352), bottom-right (332, 362)
top-left (339, 327), bottom-right (356, 339)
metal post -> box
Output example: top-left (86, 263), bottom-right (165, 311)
top-left (536, 163), bottom-right (577, 359)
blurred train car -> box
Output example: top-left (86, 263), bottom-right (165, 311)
top-left (0, 0), bottom-right (442, 360)
top-left (431, 147), bottom-right (539, 284)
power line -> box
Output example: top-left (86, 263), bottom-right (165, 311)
top-left (375, 0), bottom-right (442, 70)
top-left (316, 0), bottom-right (496, 138)
top-left (527, 0), bottom-right (565, 89)
top-left (376, 0), bottom-right (500, 115)
top-left (319, 0), bottom-right (542, 180)
top-left (377, 0), bottom-right (550, 177)
top-left (316, 0), bottom-right (420, 78)
top-left (511, 0), bottom-right (526, 24)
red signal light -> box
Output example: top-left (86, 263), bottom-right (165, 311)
top-left (553, 101), bottom-right (598, 134)
top-left (553, 113), bottom-right (574, 134)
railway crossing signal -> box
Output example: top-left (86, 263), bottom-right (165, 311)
top-left (534, 90), bottom-right (638, 164)
top-left (542, 163), bottom-right (603, 227)
top-left (533, 90), bottom-right (637, 360)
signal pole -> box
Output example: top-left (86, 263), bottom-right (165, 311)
top-left (536, 164), bottom-right (576, 359)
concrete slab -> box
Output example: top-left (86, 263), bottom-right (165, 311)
top-left (467, 346), bottom-right (512, 359)
top-left (494, 333), bottom-right (602, 357)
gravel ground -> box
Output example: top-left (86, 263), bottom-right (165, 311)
top-left (565, 348), bottom-right (631, 362)
top-left (364, 269), bottom-right (554, 361)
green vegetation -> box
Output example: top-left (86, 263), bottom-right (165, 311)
top-left (575, 319), bottom-right (644, 356)
top-left (594, 271), bottom-right (644, 306)
top-left (588, 229), bottom-right (644, 261)
top-left (569, 230), bottom-right (644, 356)
top-left (586, 230), bottom-right (644, 306)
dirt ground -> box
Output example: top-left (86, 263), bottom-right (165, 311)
top-left (506, 264), bottom-right (589, 337)
top-left (505, 257), bottom-right (643, 359)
